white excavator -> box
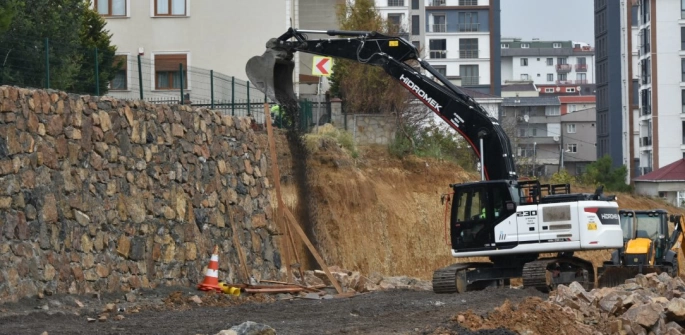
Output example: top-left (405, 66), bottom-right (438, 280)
top-left (245, 28), bottom-right (624, 293)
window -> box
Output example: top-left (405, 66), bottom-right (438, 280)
top-left (682, 121), bottom-right (685, 144)
top-left (567, 124), bottom-right (576, 133)
top-left (429, 39), bottom-right (446, 58)
top-left (460, 65), bottom-right (479, 85)
top-left (557, 57), bottom-right (567, 65)
top-left (434, 66), bottom-right (447, 76)
top-left (682, 90), bottom-right (685, 113)
top-left (459, 0), bottom-right (478, 5)
top-left (501, 43), bottom-right (509, 49)
top-left (520, 58), bottom-right (528, 66)
top-left (388, 14), bottom-right (403, 31)
top-left (521, 43), bottom-right (530, 48)
top-left (411, 15), bottom-right (419, 35)
top-left (545, 88), bottom-right (554, 93)
top-left (432, 14), bottom-right (446, 32)
top-left (552, 43), bottom-right (562, 48)
top-left (547, 74), bottom-right (553, 82)
top-left (154, 0), bottom-right (186, 16)
top-left (682, 58), bottom-right (685, 82)
top-left (412, 41), bottom-right (420, 51)
top-left (519, 128), bottom-right (538, 137)
top-left (154, 54), bottom-right (188, 90)
top-left (412, 0), bottom-right (419, 9)
top-left (545, 106), bottom-right (560, 116)
top-left (521, 74), bottom-right (529, 80)
top-left (577, 73), bottom-right (587, 84)
top-left (388, 0), bottom-right (404, 6)
top-left (566, 87), bottom-right (576, 93)
top-left (567, 144), bottom-right (577, 153)
top-left (546, 58), bottom-right (553, 66)
top-left (458, 12), bottom-right (479, 32)
top-left (569, 104), bottom-right (577, 113)
top-left (682, 0), bottom-right (685, 19)
top-left (558, 73), bottom-right (567, 81)
top-left (459, 38), bottom-right (478, 58)
top-left (682, 27), bottom-right (685, 50)
top-left (110, 55), bottom-right (128, 90)
top-left (577, 57), bottom-right (586, 65)
top-left (95, 0), bottom-right (126, 16)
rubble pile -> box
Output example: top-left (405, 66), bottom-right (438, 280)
top-left (455, 272), bottom-right (685, 335)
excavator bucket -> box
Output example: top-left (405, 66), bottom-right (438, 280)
top-left (245, 40), bottom-right (297, 106)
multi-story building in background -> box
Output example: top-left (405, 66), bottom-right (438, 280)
top-left (595, 0), bottom-right (638, 180)
top-left (421, 0), bottom-right (501, 96)
top-left (634, 0), bottom-right (684, 175)
top-left (93, 0), bottom-right (287, 102)
top-left (561, 107), bottom-right (598, 176)
top-left (500, 38), bottom-right (595, 88)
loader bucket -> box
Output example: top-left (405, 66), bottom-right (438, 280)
top-left (596, 266), bottom-right (660, 288)
top-left (245, 44), bottom-right (297, 107)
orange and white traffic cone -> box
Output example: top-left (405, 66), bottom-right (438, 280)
top-left (197, 245), bottom-right (222, 292)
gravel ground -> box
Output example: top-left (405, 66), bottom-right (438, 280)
top-left (0, 286), bottom-right (547, 335)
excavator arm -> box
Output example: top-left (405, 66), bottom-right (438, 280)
top-left (246, 28), bottom-right (517, 181)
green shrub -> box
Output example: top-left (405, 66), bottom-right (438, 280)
top-left (580, 155), bottom-right (632, 192)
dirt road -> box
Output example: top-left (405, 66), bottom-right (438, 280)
top-left (0, 286), bottom-right (545, 335)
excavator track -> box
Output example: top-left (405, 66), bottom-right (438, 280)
top-left (522, 257), bottom-right (594, 293)
top-left (432, 263), bottom-right (471, 294)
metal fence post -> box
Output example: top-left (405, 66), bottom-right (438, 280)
top-left (231, 76), bottom-right (235, 116)
top-left (44, 38), bottom-right (49, 89)
top-left (179, 63), bottom-right (184, 104)
top-left (247, 81), bottom-right (251, 116)
top-left (94, 47), bottom-right (100, 96)
top-left (137, 54), bottom-right (144, 99)
top-left (210, 70), bottom-right (214, 109)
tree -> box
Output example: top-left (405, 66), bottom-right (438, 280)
top-left (69, 4), bottom-right (119, 94)
top-left (581, 155), bottom-right (631, 192)
top-left (329, 0), bottom-right (409, 115)
top-left (0, 0), bottom-right (119, 94)
top-left (0, 1), bottom-right (17, 34)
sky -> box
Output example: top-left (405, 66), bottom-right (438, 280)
top-left (500, 0), bottom-right (595, 45)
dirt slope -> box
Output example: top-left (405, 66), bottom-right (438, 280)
top-left (264, 129), bottom-right (685, 280)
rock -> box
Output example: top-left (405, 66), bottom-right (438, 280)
top-left (98, 315), bottom-right (107, 322)
top-left (74, 299), bottom-right (84, 308)
top-left (302, 292), bottom-right (320, 300)
top-left (665, 298), bottom-right (685, 322)
top-left (598, 291), bottom-right (622, 315)
top-left (216, 321), bottom-right (276, 335)
top-left (456, 315), bottom-right (466, 323)
top-left (104, 303), bottom-right (116, 312)
top-left (114, 315), bottom-right (125, 321)
top-left (188, 295), bottom-right (202, 304)
top-left (125, 292), bottom-right (136, 302)
top-left (619, 302), bottom-right (663, 329)
top-left (87, 317), bottom-right (96, 323)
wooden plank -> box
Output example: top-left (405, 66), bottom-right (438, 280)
top-left (282, 205), bottom-right (344, 294)
top-left (264, 103), bottom-right (293, 284)
top-left (228, 206), bottom-right (250, 283)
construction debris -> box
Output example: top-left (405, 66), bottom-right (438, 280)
top-left (454, 273), bottom-right (685, 335)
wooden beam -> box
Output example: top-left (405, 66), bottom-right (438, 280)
top-left (228, 207), bottom-right (250, 283)
top-left (264, 103), bottom-right (293, 284)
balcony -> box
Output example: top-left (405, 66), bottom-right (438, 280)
top-left (431, 24), bottom-right (446, 33)
top-left (556, 64), bottom-right (572, 73)
top-left (575, 64), bottom-right (588, 72)
top-left (556, 80), bottom-right (573, 85)
top-left (459, 50), bottom-right (479, 59)
top-left (387, 0), bottom-right (404, 6)
top-left (575, 79), bottom-right (588, 84)
top-left (641, 105), bottom-right (651, 116)
top-left (639, 136), bottom-right (652, 146)
top-left (458, 23), bottom-right (480, 32)
top-left (429, 50), bottom-right (447, 59)
top-left (429, 0), bottom-right (445, 6)
top-left (461, 76), bottom-right (480, 86)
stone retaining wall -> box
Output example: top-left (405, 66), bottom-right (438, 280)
top-left (0, 86), bottom-right (281, 302)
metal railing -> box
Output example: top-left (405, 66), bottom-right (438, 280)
top-left (429, 50), bottom-right (447, 59)
top-left (640, 136), bottom-right (652, 146)
top-left (556, 64), bottom-right (572, 73)
top-left (575, 64), bottom-right (588, 72)
top-left (459, 50), bottom-right (479, 59)
top-left (431, 24), bottom-right (447, 32)
top-left (641, 105), bottom-right (651, 115)
top-left (429, 0), bottom-right (445, 6)
top-left (556, 80), bottom-right (572, 85)
top-left (575, 79), bottom-right (588, 84)
top-left (461, 76), bottom-right (480, 86)
top-left (388, 0), bottom-right (405, 6)
top-left (458, 23), bottom-right (480, 32)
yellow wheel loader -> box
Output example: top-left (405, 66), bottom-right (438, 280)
top-left (597, 210), bottom-right (685, 287)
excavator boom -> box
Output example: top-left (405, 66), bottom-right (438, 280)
top-left (246, 28), bottom-right (517, 181)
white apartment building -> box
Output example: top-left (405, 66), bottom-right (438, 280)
top-left (93, 0), bottom-right (287, 101)
top-left (635, 0), bottom-right (683, 172)
top-left (500, 39), bottom-right (595, 86)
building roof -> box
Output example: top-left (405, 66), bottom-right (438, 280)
top-left (502, 83), bottom-right (537, 92)
top-left (634, 159), bottom-right (685, 182)
top-left (559, 96), bottom-right (597, 103)
top-left (502, 96), bottom-right (560, 107)
top-left (458, 86), bottom-right (500, 99)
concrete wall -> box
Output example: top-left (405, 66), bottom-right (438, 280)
top-left (0, 86), bottom-right (280, 302)
top-left (329, 100), bottom-right (396, 145)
